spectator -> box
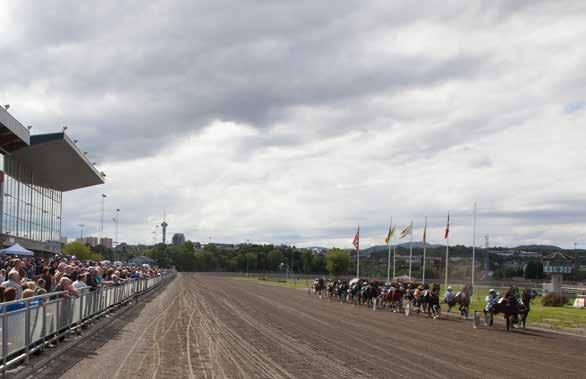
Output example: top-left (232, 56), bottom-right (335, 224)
top-left (54, 262), bottom-right (67, 284)
top-left (72, 274), bottom-right (88, 290)
top-left (95, 267), bottom-right (103, 285)
top-left (53, 277), bottom-right (79, 298)
top-left (1, 287), bottom-right (25, 312)
top-left (36, 278), bottom-right (47, 295)
top-left (0, 268), bottom-right (5, 283)
top-left (41, 268), bottom-right (52, 292)
top-left (22, 289), bottom-right (42, 307)
top-left (86, 267), bottom-right (98, 291)
top-left (10, 259), bottom-right (25, 278)
top-left (24, 281), bottom-right (36, 291)
top-left (1, 271), bottom-right (22, 299)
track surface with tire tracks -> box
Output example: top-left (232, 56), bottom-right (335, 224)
top-left (37, 273), bottom-right (585, 378)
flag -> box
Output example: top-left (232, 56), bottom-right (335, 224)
top-left (423, 218), bottom-right (427, 245)
top-left (400, 223), bottom-right (412, 239)
top-left (444, 213), bottom-right (450, 240)
top-left (384, 225), bottom-right (395, 245)
top-left (352, 226), bottom-right (360, 250)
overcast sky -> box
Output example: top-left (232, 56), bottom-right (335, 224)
top-left (1, 1), bottom-right (586, 249)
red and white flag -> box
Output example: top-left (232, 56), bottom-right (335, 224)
top-left (352, 226), bottom-right (360, 251)
top-left (444, 213), bottom-right (450, 240)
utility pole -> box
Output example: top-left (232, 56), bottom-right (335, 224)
top-left (113, 209), bottom-right (120, 246)
top-left (472, 202), bottom-right (477, 297)
top-left (100, 194), bottom-right (107, 239)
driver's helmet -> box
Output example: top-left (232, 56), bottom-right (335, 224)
top-left (418, 285), bottom-right (424, 290)
top-left (489, 289), bottom-right (496, 295)
top-left (447, 286), bottom-right (452, 291)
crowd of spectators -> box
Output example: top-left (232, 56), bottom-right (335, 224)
top-left (0, 254), bottom-right (161, 312)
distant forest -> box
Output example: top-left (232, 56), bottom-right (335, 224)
top-left (130, 242), bottom-right (586, 281)
top-left (66, 240), bottom-right (586, 281)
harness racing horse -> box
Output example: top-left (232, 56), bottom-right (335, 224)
top-left (335, 280), bottom-right (349, 303)
top-left (312, 278), bottom-right (326, 298)
top-left (377, 284), bottom-right (391, 310)
top-left (485, 287), bottom-right (526, 332)
top-left (450, 285), bottom-right (472, 318)
top-left (327, 280), bottom-right (336, 301)
top-left (349, 278), bottom-right (363, 307)
top-left (404, 286), bottom-right (418, 316)
top-left (421, 284), bottom-right (441, 319)
top-left (519, 288), bottom-right (536, 329)
top-left (389, 285), bottom-right (404, 312)
top-left (361, 281), bottom-right (380, 310)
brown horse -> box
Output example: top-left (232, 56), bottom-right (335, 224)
top-left (421, 283), bottom-right (441, 319)
top-left (311, 278), bottom-right (326, 298)
top-left (485, 287), bottom-right (526, 331)
top-left (519, 288), bottom-right (536, 328)
top-left (451, 285), bottom-right (472, 318)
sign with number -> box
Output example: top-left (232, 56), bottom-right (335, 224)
top-left (543, 265), bottom-right (572, 274)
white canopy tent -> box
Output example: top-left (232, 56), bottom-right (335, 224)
top-left (0, 243), bottom-right (34, 256)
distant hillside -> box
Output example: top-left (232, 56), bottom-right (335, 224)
top-left (361, 242), bottom-right (443, 254)
top-left (513, 245), bottom-right (562, 252)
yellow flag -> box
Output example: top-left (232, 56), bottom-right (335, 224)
top-left (384, 225), bottom-right (395, 245)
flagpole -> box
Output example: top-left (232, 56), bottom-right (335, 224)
top-left (445, 213), bottom-right (450, 291)
top-left (422, 216), bottom-right (427, 284)
top-left (357, 246), bottom-right (360, 279)
top-left (387, 217), bottom-right (392, 283)
top-left (445, 236), bottom-right (449, 291)
top-left (356, 226), bottom-right (360, 278)
top-left (408, 220), bottom-right (413, 279)
top-left (393, 244), bottom-right (396, 280)
top-left (472, 202), bottom-right (477, 297)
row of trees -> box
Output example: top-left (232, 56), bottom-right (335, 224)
top-left (143, 243), bottom-right (351, 276)
top-left (60, 240), bottom-right (585, 281)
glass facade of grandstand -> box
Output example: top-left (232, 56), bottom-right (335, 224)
top-left (0, 154), bottom-right (62, 249)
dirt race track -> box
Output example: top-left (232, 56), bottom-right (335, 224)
top-left (33, 273), bottom-right (585, 379)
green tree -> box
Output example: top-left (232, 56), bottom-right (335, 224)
top-left (312, 254), bottom-right (327, 274)
top-left (244, 253), bottom-right (257, 272)
top-left (326, 248), bottom-right (350, 277)
top-left (268, 250), bottom-right (284, 270)
top-left (302, 250), bottom-right (313, 273)
top-left (63, 241), bottom-right (102, 261)
top-left (146, 244), bottom-right (172, 267)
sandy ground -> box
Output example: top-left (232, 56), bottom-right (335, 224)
top-left (33, 273), bottom-right (586, 378)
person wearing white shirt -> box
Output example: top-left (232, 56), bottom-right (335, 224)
top-left (1, 271), bottom-right (23, 299)
top-left (72, 273), bottom-right (88, 290)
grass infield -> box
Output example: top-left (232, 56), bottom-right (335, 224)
top-left (232, 275), bottom-right (586, 330)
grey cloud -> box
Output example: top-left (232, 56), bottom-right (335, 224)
top-left (2, 1), bottom-right (492, 163)
top-left (4, 1), bottom-right (586, 248)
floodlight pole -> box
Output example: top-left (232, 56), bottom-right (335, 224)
top-left (113, 208), bottom-right (120, 246)
top-left (100, 194), bottom-right (107, 240)
top-left (472, 202), bottom-right (477, 297)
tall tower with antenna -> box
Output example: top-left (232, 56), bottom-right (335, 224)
top-left (161, 210), bottom-right (168, 244)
